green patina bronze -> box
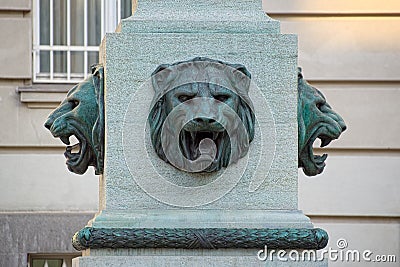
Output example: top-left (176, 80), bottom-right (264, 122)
top-left (44, 62), bottom-right (345, 177)
top-left (72, 227), bottom-right (328, 251)
top-left (297, 68), bottom-right (347, 176)
top-left (44, 64), bottom-right (104, 175)
top-left (148, 57), bottom-right (255, 172)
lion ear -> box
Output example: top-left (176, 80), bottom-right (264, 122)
top-left (231, 64), bottom-right (251, 79)
top-left (229, 64), bottom-right (251, 89)
top-left (151, 64), bottom-right (173, 95)
top-left (151, 64), bottom-right (170, 76)
top-left (91, 64), bottom-right (104, 93)
top-left (229, 64), bottom-right (252, 105)
top-left (298, 67), bottom-right (304, 80)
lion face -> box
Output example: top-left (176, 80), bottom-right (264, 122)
top-left (44, 65), bottom-right (104, 175)
top-left (298, 69), bottom-right (346, 176)
top-left (166, 83), bottom-right (241, 172)
top-left (148, 58), bottom-right (255, 173)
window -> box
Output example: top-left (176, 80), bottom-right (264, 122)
top-left (33, 0), bottom-right (132, 83)
top-left (28, 254), bottom-right (80, 267)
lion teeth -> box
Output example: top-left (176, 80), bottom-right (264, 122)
top-left (320, 137), bottom-right (331, 148)
top-left (61, 136), bottom-right (70, 145)
top-left (66, 143), bottom-right (81, 155)
top-left (314, 153), bottom-right (328, 163)
top-left (71, 143), bottom-right (80, 154)
top-left (190, 131), bottom-right (196, 140)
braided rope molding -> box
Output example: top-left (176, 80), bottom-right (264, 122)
top-left (72, 227), bottom-right (328, 251)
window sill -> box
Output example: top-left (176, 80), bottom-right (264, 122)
top-left (17, 84), bottom-right (72, 109)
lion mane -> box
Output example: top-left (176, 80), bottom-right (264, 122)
top-left (148, 57), bottom-right (255, 172)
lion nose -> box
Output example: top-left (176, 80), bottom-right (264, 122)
top-left (339, 121), bottom-right (347, 132)
top-left (44, 118), bottom-right (53, 130)
top-left (194, 117), bottom-right (216, 124)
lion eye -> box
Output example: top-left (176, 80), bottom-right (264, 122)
top-left (215, 95), bottom-right (229, 102)
top-left (178, 95), bottom-right (194, 102)
top-left (69, 99), bottom-right (79, 108)
top-left (316, 101), bottom-right (325, 110)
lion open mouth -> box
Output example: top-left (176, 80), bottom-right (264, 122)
top-left (303, 125), bottom-right (340, 175)
top-left (180, 128), bottom-right (229, 172)
top-left (58, 129), bottom-right (91, 174)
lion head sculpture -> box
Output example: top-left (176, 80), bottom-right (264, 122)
top-left (298, 68), bottom-right (346, 176)
top-left (44, 64), bottom-right (104, 175)
top-left (148, 57), bottom-right (255, 173)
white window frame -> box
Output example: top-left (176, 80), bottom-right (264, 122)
top-left (28, 253), bottom-right (81, 267)
top-left (33, 0), bottom-right (125, 83)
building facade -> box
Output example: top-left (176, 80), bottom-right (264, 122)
top-left (0, 0), bottom-right (399, 266)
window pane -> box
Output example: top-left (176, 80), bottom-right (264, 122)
top-left (71, 51), bottom-right (84, 75)
top-left (54, 51), bottom-right (67, 74)
top-left (70, 0), bottom-right (85, 46)
top-left (46, 259), bottom-right (63, 267)
top-left (32, 259), bottom-right (45, 267)
top-left (87, 51), bottom-right (99, 70)
top-left (53, 0), bottom-right (67, 45)
top-left (121, 0), bottom-right (132, 19)
top-left (29, 254), bottom-right (80, 267)
top-left (39, 51), bottom-right (50, 73)
top-left (39, 0), bottom-right (50, 45)
top-left (32, 259), bottom-right (63, 267)
top-left (87, 0), bottom-right (101, 46)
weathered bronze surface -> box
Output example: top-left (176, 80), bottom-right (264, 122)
top-left (44, 64), bottom-right (104, 175)
top-left (44, 61), bottom-right (345, 178)
top-left (72, 227), bottom-right (328, 251)
top-left (297, 68), bottom-right (347, 176)
top-left (148, 57), bottom-right (255, 172)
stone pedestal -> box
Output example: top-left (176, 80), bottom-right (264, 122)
top-left (73, 0), bottom-right (327, 266)
top-left (75, 253), bottom-right (328, 267)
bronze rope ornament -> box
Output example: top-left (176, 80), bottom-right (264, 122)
top-left (72, 227), bottom-right (328, 251)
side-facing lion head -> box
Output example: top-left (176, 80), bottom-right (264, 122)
top-left (44, 64), bottom-right (104, 175)
top-left (298, 68), bottom-right (346, 176)
top-left (148, 57), bottom-right (255, 172)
